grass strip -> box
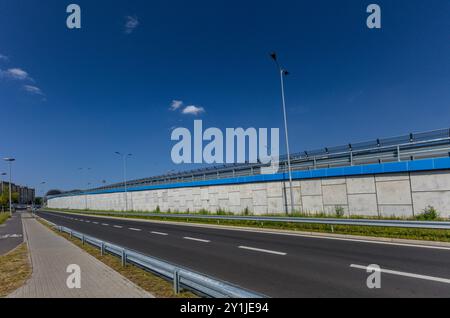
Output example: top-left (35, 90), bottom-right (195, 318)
top-left (37, 218), bottom-right (196, 298)
top-left (0, 244), bottom-right (31, 297)
top-left (0, 213), bottom-right (10, 225)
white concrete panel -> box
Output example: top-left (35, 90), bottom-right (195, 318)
top-left (322, 184), bottom-right (348, 205)
top-left (375, 173), bottom-right (409, 182)
top-left (252, 189), bottom-right (268, 207)
top-left (376, 180), bottom-right (412, 205)
top-left (346, 176), bottom-right (376, 194)
top-left (378, 205), bottom-right (414, 218)
top-left (300, 180), bottom-right (322, 196)
top-left (302, 196), bottom-right (324, 213)
top-left (322, 178), bottom-right (346, 185)
top-left (348, 194), bottom-right (378, 216)
top-left (410, 170), bottom-right (450, 192)
top-left (412, 191), bottom-right (450, 217)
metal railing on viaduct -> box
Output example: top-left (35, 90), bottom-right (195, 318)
top-left (61, 128), bottom-right (450, 196)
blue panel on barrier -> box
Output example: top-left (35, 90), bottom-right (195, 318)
top-left (52, 157), bottom-right (450, 198)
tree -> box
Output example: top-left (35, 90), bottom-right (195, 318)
top-left (34, 197), bottom-right (43, 205)
top-left (46, 189), bottom-right (63, 196)
top-left (12, 192), bottom-right (19, 204)
top-left (0, 186), bottom-right (19, 207)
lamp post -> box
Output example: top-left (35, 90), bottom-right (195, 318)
top-left (34, 181), bottom-right (46, 210)
top-left (270, 52), bottom-right (295, 214)
top-left (78, 168), bottom-right (92, 210)
top-left (1, 173), bottom-right (6, 212)
top-left (3, 158), bottom-right (16, 216)
top-left (115, 152), bottom-right (132, 211)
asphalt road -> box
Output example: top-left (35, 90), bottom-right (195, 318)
top-left (37, 210), bottom-right (450, 298)
top-left (0, 211), bottom-right (24, 255)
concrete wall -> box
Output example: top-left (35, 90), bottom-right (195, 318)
top-left (48, 169), bottom-right (450, 218)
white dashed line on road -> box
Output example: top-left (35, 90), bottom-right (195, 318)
top-left (129, 228), bottom-right (142, 231)
top-left (113, 225), bottom-right (123, 229)
top-left (183, 237), bottom-right (210, 243)
top-left (93, 222), bottom-right (99, 224)
top-left (151, 231), bottom-right (168, 236)
top-left (350, 264), bottom-right (450, 284)
top-left (238, 246), bottom-right (287, 256)
top-left (102, 223), bottom-right (109, 226)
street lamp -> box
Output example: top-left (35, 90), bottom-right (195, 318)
top-left (33, 181), bottom-right (46, 209)
top-left (3, 158), bottom-right (16, 216)
top-left (1, 173), bottom-right (6, 212)
top-left (270, 52), bottom-right (295, 214)
top-left (78, 168), bottom-right (92, 210)
top-left (115, 152), bottom-right (132, 211)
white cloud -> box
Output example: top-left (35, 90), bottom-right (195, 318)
top-left (3, 68), bottom-right (31, 81)
top-left (23, 85), bottom-right (44, 96)
top-left (170, 100), bottom-right (183, 111)
top-left (182, 105), bottom-right (205, 116)
top-left (125, 16), bottom-right (139, 34)
top-left (0, 54), bottom-right (8, 62)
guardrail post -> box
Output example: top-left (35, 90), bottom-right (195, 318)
top-left (173, 269), bottom-right (180, 294)
top-left (121, 249), bottom-right (127, 266)
top-left (69, 230), bottom-right (72, 238)
top-left (59, 226), bottom-right (62, 233)
top-left (101, 242), bottom-right (105, 256)
top-left (81, 235), bottom-right (85, 245)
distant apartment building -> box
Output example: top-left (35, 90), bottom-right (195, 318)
top-left (0, 181), bottom-right (35, 204)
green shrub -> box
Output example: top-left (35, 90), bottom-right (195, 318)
top-left (155, 205), bottom-right (160, 213)
top-left (416, 206), bottom-right (439, 221)
top-left (335, 206), bottom-right (345, 218)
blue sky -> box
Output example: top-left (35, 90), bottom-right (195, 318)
top-left (0, 0), bottom-right (449, 195)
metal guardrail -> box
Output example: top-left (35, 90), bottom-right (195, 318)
top-left (44, 210), bottom-right (450, 230)
top-left (37, 216), bottom-right (266, 298)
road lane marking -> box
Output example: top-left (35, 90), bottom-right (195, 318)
top-left (85, 220), bottom-right (90, 223)
top-left (350, 264), bottom-right (450, 284)
top-left (184, 237), bottom-right (210, 243)
top-left (151, 231), bottom-right (168, 236)
top-left (45, 211), bottom-right (450, 251)
top-left (129, 228), bottom-right (142, 231)
top-left (102, 223), bottom-right (109, 226)
top-left (238, 246), bottom-right (287, 256)
top-left (113, 225), bottom-right (123, 229)
top-left (93, 222), bottom-right (99, 224)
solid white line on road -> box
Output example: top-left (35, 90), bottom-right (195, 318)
top-left (350, 264), bottom-right (450, 284)
top-left (113, 225), bottom-right (123, 229)
top-left (238, 246), bottom-right (287, 256)
top-left (129, 228), bottom-right (142, 231)
top-left (151, 231), bottom-right (168, 236)
top-left (184, 237), bottom-right (210, 243)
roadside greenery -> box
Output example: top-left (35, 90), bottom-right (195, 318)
top-left (45, 207), bottom-right (450, 243)
top-left (416, 206), bottom-right (440, 221)
top-left (0, 186), bottom-right (19, 211)
top-left (0, 244), bottom-right (31, 297)
top-left (0, 213), bottom-right (10, 225)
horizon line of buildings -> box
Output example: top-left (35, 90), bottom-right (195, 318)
top-left (0, 181), bottom-right (35, 205)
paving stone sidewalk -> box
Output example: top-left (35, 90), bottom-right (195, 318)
top-left (8, 214), bottom-right (153, 298)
